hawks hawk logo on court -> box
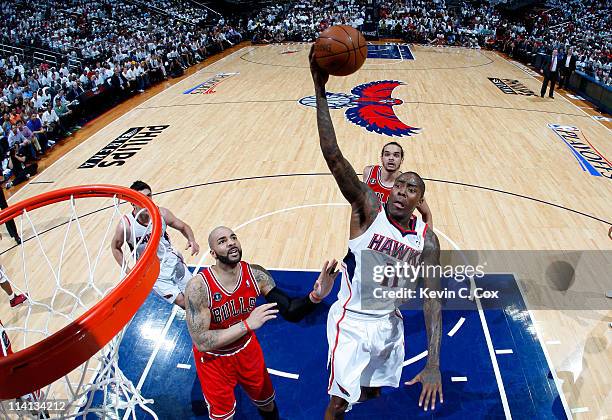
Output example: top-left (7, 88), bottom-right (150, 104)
top-left (299, 80), bottom-right (419, 137)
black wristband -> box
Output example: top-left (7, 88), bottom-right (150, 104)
top-left (264, 287), bottom-right (317, 323)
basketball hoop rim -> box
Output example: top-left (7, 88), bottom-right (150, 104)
top-left (0, 184), bottom-right (162, 399)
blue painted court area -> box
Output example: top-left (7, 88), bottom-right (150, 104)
top-left (367, 44), bottom-right (414, 60)
top-left (90, 269), bottom-right (567, 419)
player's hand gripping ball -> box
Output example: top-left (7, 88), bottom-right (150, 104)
top-left (314, 25), bottom-right (367, 76)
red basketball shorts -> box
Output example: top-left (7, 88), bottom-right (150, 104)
top-left (194, 336), bottom-right (275, 420)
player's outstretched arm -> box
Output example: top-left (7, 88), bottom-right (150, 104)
top-left (416, 198), bottom-right (434, 229)
top-left (311, 259), bottom-right (340, 302)
top-left (110, 219), bottom-right (129, 270)
top-left (161, 208), bottom-right (200, 256)
top-left (406, 229), bottom-right (443, 411)
top-left (185, 275), bottom-right (278, 352)
top-left (309, 47), bottom-right (379, 232)
top-left (252, 260), bottom-right (339, 322)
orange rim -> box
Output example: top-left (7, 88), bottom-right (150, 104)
top-left (0, 185), bottom-right (161, 399)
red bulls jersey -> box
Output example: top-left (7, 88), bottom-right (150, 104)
top-left (195, 261), bottom-right (260, 358)
top-left (365, 165), bottom-right (394, 204)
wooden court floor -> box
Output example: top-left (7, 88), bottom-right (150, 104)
top-left (1, 44), bottom-right (610, 418)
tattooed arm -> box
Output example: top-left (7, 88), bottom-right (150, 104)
top-left (252, 261), bottom-right (339, 322)
top-left (422, 229), bottom-right (442, 369)
top-left (406, 228), bottom-right (443, 411)
top-left (309, 47), bottom-right (379, 236)
top-left (184, 274), bottom-right (278, 352)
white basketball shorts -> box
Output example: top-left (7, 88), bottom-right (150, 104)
top-left (153, 253), bottom-right (190, 304)
top-left (326, 301), bottom-right (405, 404)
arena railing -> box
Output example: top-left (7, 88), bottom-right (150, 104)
top-left (571, 71), bottom-right (612, 114)
top-left (33, 50), bottom-right (58, 68)
top-left (187, 0), bottom-right (222, 17)
top-left (68, 57), bottom-right (83, 72)
top-left (124, 0), bottom-right (196, 26)
top-left (0, 44), bottom-right (25, 61)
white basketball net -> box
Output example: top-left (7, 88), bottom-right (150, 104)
top-left (0, 194), bottom-right (158, 419)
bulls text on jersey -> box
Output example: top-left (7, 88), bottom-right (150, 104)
top-left (211, 297), bottom-right (257, 324)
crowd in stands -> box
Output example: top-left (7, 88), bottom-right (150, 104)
top-left (376, 0), bottom-right (499, 47)
top-left (247, 0), bottom-right (365, 43)
top-left (1, 0), bottom-right (610, 188)
top-left (246, 0), bottom-right (493, 46)
top-left (500, 0), bottom-right (611, 85)
top-left (1, 0), bottom-right (241, 68)
top-left (0, 0), bottom-right (243, 189)
top-left (246, 0), bottom-right (609, 85)
top-left (141, 0), bottom-right (211, 24)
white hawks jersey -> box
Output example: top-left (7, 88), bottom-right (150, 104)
top-left (123, 211), bottom-right (179, 278)
top-left (337, 209), bottom-right (428, 315)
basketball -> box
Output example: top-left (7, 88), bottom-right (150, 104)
top-left (314, 25), bottom-right (367, 76)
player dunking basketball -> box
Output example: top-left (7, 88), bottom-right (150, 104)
top-left (185, 226), bottom-right (339, 420)
top-left (363, 142), bottom-right (434, 227)
top-left (310, 47), bottom-right (443, 417)
top-left (111, 181), bottom-right (200, 309)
